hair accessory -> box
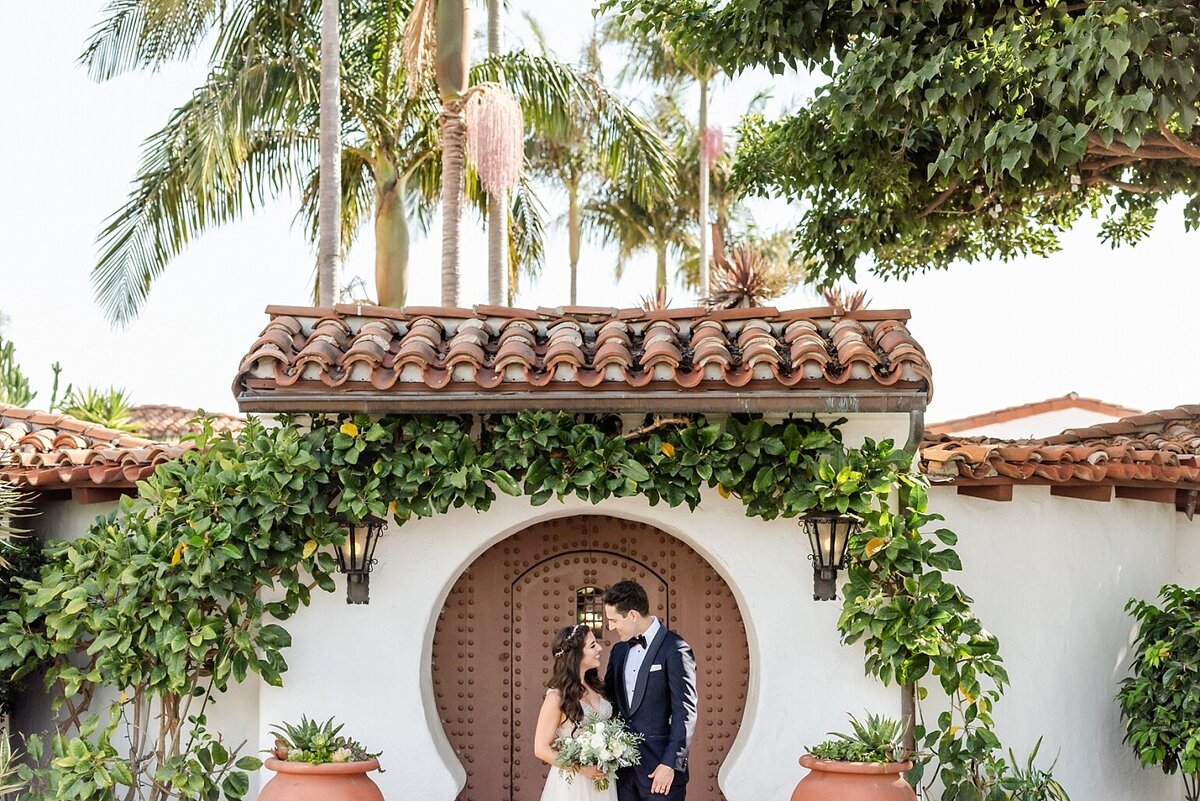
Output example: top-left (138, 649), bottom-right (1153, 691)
top-left (553, 624), bottom-right (589, 657)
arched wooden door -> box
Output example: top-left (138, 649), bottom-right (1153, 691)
top-left (432, 515), bottom-right (749, 801)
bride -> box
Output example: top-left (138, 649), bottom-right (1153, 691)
top-left (534, 624), bottom-right (617, 800)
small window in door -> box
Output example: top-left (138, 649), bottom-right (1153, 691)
top-left (576, 586), bottom-right (605, 633)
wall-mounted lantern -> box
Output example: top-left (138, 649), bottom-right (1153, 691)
top-left (800, 511), bottom-right (861, 601)
top-left (333, 514), bottom-right (386, 604)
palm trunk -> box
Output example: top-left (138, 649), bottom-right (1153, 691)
top-left (374, 154), bottom-right (410, 308)
top-left (655, 245), bottom-right (667, 291)
top-left (698, 78), bottom-right (710, 298)
top-left (317, 0), bottom-right (342, 307)
top-left (568, 182), bottom-right (580, 305)
top-left (437, 0), bottom-right (469, 307)
top-left (486, 0), bottom-right (508, 305)
top-left (441, 98), bottom-right (466, 306)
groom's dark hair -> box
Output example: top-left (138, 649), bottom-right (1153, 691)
top-left (603, 580), bottom-right (649, 616)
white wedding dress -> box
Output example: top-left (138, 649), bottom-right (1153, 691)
top-left (540, 693), bottom-right (619, 801)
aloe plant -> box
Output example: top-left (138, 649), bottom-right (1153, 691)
top-left (809, 711), bottom-right (903, 764)
top-left (269, 716), bottom-right (380, 765)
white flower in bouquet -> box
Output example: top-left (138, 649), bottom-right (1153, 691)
top-left (553, 712), bottom-right (644, 792)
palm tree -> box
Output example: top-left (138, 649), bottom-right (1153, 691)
top-left (601, 16), bottom-right (720, 295)
top-left (487, 0), bottom-right (507, 305)
top-left (318, 0), bottom-right (342, 306)
top-left (85, 0), bottom-right (639, 323)
top-left (584, 94), bottom-right (700, 294)
top-left (524, 19), bottom-right (676, 305)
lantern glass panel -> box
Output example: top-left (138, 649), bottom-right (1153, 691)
top-left (337, 524), bottom-right (369, 571)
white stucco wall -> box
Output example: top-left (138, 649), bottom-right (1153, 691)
top-left (257, 489), bottom-right (901, 800)
top-left (928, 485), bottom-right (1185, 800)
top-left (254, 414), bottom-right (915, 800)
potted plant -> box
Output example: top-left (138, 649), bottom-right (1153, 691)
top-left (791, 712), bottom-right (916, 801)
top-left (260, 716), bottom-right (384, 801)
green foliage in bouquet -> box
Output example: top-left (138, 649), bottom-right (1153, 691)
top-left (553, 713), bottom-right (643, 791)
top-left (270, 716), bottom-right (381, 765)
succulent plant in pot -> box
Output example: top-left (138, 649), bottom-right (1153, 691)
top-left (269, 716), bottom-right (381, 765)
top-left (260, 716), bottom-right (384, 801)
top-left (791, 712), bottom-right (916, 801)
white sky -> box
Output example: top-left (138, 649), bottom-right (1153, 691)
top-left (1, 2), bottom-right (1196, 423)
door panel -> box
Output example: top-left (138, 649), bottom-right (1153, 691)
top-left (433, 515), bottom-right (748, 801)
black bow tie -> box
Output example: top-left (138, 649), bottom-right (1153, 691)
top-left (628, 634), bottom-right (647, 649)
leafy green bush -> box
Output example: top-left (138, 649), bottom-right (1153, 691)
top-left (1118, 584), bottom-right (1200, 801)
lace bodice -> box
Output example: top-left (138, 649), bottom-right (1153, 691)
top-left (548, 691), bottom-right (614, 739)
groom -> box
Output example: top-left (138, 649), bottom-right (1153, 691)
top-left (602, 580), bottom-right (698, 800)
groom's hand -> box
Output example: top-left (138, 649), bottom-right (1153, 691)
top-left (648, 764), bottom-right (674, 794)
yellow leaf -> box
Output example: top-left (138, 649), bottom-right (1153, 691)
top-left (170, 543), bottom-right (184, 566)
top-left (864, 537), bottom-right (887, 557)
top-left (949, 725), bottom-right (961, 736)
top-left (340, 421), bottom-right (359, 437)
top-left (302, 540), bottom-right (318, 559)
top-left (717, 484), bottom-right (730, 499)
top-left (661, 442), bottom-right (675, 457)
top-left (960, 686), bottom-right (975, 704)
top-left (119, 691), bottom-right (128, 704)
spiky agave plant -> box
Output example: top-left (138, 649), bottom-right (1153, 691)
top-left (61, 387), bottom-right (141, 433)
top-left (0, 481), bottom-right (30, 571)
top-left (705, 240), bottom-right (804, 309)
top-left (822, 286), bottom-right (871, 315)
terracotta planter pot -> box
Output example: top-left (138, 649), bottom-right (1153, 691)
top-left (259, 757), bottom-right (384, 801)
top-left (790, 755), bottom-right (916, 801)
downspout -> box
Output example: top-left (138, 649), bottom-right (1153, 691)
top-left (899, 406), bottom-right (925, 764)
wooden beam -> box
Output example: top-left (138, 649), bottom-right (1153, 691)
top-left (71, 487), bottom-right (132, 505)
top-left (237, 388), bottom-right (929, 415)
top-left (1115, 486), bottom-right (1179, 505)
top-left (1050, 485), bottom-right (1112, 502)
top-left (956, 484), bottom-right (1014, 502)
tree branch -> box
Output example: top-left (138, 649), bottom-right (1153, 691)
top-left (916, 178), bottom-right (961, 218)
top-left (1087, 175), bottom-right (1155, 194)
top-left (1157, 118), bottom-right (1200, 160)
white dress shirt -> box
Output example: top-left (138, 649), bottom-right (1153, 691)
top-left (624, 616), bottom-right (661, 707)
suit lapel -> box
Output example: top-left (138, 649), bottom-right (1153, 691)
top-left (629, 627), bottom-right (667, 716)
top-left (613, 643), bottom-right (631, 716)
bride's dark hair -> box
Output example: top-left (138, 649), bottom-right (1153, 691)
top-left (546, 624), bottom-right (606, 729)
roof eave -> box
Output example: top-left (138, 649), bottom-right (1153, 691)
top-left (236, 388), bottom-right (929, 415)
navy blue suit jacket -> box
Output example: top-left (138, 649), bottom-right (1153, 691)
top-left (605, 627), bottom-right (698, 775)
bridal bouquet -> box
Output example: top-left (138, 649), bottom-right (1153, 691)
top-left (553, 714), bottom-right (643, 791)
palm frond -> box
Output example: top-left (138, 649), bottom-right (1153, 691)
top-left (298, 147), bottom-right (379, 254)
top-left (92, 59), bottom-right (321, 327)
top-left (80, 0), bottom-right (231, 80)
top-left (509, 172), bottom-right (546, 292)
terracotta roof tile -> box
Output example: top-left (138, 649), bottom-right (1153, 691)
top-left (127, 405), bottom-right (245, 442)
top-left (920, 405), bottom-right (1200, 494)
top-left (1, 405), bottom-right (192, 490)
top-left (233, 305), bottom-right (933, 411)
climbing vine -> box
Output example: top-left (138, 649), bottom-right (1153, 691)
top-left (0, 411), bottom-right (1054, 799)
